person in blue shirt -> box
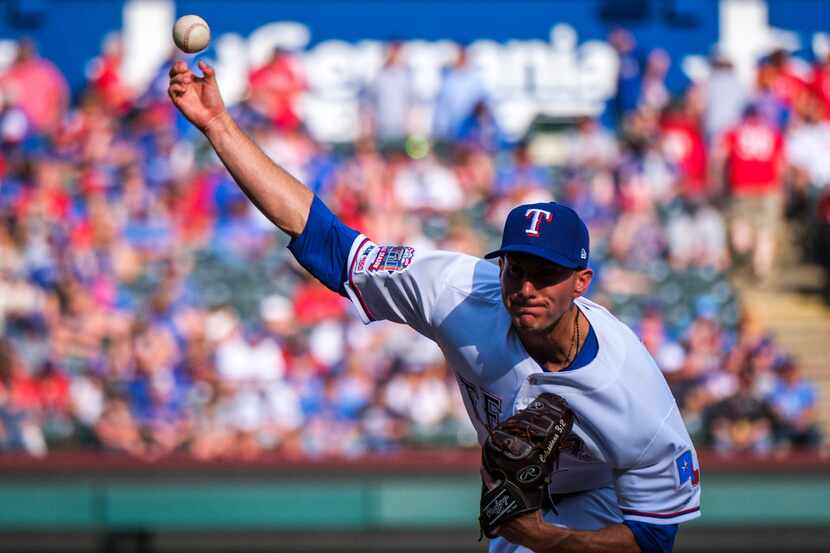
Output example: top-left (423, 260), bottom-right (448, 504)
top-left (767, 359), bottom-right (822, 449)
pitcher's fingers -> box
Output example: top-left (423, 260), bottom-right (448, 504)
top-left (169, 61), bottom-right (189, 78)
top-left (198, 60), bottom-right (216, 81)
top-left (169, 84), bottom-right (187, 97)
top-left (170, 73), bottom-right (193, 86)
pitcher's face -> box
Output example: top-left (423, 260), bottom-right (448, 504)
top-left (499, 253), bottom-right (581, 334)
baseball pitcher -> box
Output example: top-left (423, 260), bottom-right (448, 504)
top-left (169, 60), bottom-right (700, 553)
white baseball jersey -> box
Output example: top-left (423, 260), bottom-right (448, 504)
top-left (342, 236), bottom-right (701, 551)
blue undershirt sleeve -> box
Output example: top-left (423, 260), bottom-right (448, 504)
top-left (623, 521), bottom-right (678, 553)
top-left (287, 195), bottom-right (360, 297)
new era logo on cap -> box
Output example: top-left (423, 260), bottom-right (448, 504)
top-left (484, 202), bottom-right (590, 269)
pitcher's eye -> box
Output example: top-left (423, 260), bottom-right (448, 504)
top-left (506, 264), bottom-right (523, 278)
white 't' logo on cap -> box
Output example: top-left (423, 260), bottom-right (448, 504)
top-left (525, 208), bottom-right (552, 237)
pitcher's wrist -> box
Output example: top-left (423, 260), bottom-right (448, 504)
top-left (202, 110), bottom-right (233, 138)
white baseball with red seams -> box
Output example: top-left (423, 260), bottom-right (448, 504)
top-left (172, 15), bottom-right (211, 54)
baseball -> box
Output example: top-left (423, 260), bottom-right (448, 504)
top-left (172, 15), bottom-right (211, 54)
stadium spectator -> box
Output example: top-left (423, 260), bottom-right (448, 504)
top-left (718, 104), bottom-right (786, 283)
top-left (754, 59), bottom-right (792, 131)
top-left (785, 98), bottom-right (830, 248)
top-left (248, 47), bottom-right (307, 131)
top-left (447, 145), bottom-right (495, 215)
top-left (705, 368), bottom-right (777, 454)
top-left (363, 41), bottom-right (415, 145)
top-left (609, 28), bottom-right (643, 120)
top-left (493, 140), bottom-right (549, 196)
top-left (702, 49), bottom-right (746, 143)
top-left (565, 116), bottom-right (619, 170)
top-left (126, 323), bottom-right (191, 456)
top-left (767, 358), bottom-right (823, 449)
top-left (95, 395), bottom-right (145, 456)
top-left (640, 48), bottom-right (671, 114)
top-left (0, 89), bottom-right (30, 148)
top-left (787, 98), bottom-right (830, 194)
top-left (87, 33), bottom-right (133, 114)
top-left (810, 51), bottom-right (830, 120)
top-left (432, 46), bottom-right (489, 142)
top-left (619, 109), bottom-right (676, 203)
top-left (0, 39), bottom-right (68, 134)
top-left (665, 199), bottom-right (728, 270)
top-left (455, 99), bottom-right (503, 151)
top-left (660, 99), bottom-right (708, 198)
top-left (765, 49), bottom-right (809, 113)
top-left (609, 166), bottom-right (667, 269)
top-left (393, 152), bottom-right (464, 213)
top-left (638, 308), bottom-right (685, 376)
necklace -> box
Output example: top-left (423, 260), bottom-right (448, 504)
top-left (564, 307), bottom-right (581, 368)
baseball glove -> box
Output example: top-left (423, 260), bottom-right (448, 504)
top-left (479, 392), bottom-right (575, 539)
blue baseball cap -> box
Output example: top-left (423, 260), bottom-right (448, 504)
top-left (484, 202), bottom-right (590, 269)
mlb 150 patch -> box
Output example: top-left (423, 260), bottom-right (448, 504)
top-left (354, 244), bottom-right (378, 274)
top-left (368, 246), bottom-right (415, 273)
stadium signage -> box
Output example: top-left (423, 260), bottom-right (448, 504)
top-left (211, 22), bottom-right (618, 142)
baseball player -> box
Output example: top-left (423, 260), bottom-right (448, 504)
top-left (169, 61), bottom-right (700, 553)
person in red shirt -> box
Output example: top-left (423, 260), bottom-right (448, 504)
top-left (248, 47), bottom-right (307, 132)
top-left (717, 105), bottom-right (786, 283)
top-left (810, 52), bottom-right (830, 121)
top-left (660, 100), bottom-right (708, 199)
top-left (766, 49), bottom-right (809, 112)
top-left (87, 33), bottom-right (133, 114)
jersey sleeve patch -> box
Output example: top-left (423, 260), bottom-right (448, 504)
top-left (346, 237), bottom-right (376, 322)
top-left (344, 242), bottom-right (459, 333)
top-left (367, 245), bottom-right (415, 273)
top-left (675, 450), bottom-right (700, 488)
top-left (353, 243), bottom-right (380, 274)
top-left (619, 448), bottom-right (701, 525)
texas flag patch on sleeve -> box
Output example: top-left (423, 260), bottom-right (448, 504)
top-left (675, 450), bottom-right (700, 488)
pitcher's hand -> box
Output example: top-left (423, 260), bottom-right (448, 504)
top-left (168, 60), bottom-right (226, 132)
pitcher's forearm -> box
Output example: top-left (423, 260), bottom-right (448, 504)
top-left (532, 523), bottom-right (641, 553)
top-left (203, 111), bottom-right (313, 237)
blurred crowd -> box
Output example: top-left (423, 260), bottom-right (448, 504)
top-left (0, 30), bottom-right (825, 460)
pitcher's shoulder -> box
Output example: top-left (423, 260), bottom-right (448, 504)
top-left (441, 254), bottom-right (503, 302)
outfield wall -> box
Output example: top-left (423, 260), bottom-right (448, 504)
top-left (0, 451), bottom-right (827, 552)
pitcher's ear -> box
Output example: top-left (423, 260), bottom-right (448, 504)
top-left (573, 268), bottom-right (593, 297)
